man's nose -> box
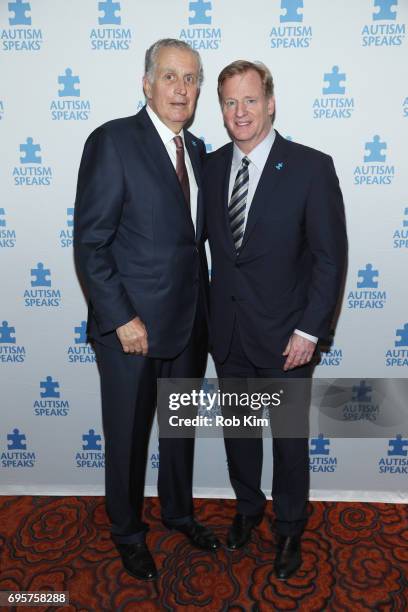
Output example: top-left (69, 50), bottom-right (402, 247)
top-left (174, 77), bottom-right (187, 95)
top-left (235, 101), bottom-right (247, 116)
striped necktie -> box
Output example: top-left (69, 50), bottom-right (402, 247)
top-left (228, 156), bottom-right (250, 251)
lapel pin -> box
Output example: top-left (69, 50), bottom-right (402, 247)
top-left (191, 140), bottom-right (197, 146)
top-left (275, 162), bottom-right (284, 170)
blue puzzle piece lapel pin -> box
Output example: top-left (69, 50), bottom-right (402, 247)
top-left (191, 140), bottom-right (197, 146)
top-left (275, 162), bottom-right (284, 170)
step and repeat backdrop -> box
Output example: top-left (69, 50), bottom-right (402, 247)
top-left (1, 0), bottom-right (407, 502)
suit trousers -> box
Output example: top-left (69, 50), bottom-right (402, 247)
top-left (215, 320), bottom-right (311, 537)
top-left (93, 300), bottom-right (207, 543)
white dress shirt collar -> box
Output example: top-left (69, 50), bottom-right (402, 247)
top-left (146, 104), bottom-right (185, 146)
top-left (232, 127), bottom-right (276, 172)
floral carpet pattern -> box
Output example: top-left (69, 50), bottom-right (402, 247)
top-left (0, 496), bottom-right (407, 611)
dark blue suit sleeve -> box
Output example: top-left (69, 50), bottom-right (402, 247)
top-left (296, 155), bottom-right (347, 338)
top-left (74, 127), bottom-right (136, 334)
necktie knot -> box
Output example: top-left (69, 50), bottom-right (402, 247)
top-left (241, 156), bottom-right (250, 168)
top-left (173, 135), bottom-right (183, 150)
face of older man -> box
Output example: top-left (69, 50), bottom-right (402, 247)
top-left (220, 69), bottom-right (275, 154)
top-left (143, 46), bottom-right (200, 133)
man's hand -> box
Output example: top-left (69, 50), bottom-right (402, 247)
top-left (116, 317), bottom-right (148, 355)
top-left (282, 333), bottom-right (316, 371)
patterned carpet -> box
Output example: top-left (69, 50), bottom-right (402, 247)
top-left (0, 496), bottom-right (407, 611)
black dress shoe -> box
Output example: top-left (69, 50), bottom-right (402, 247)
top-left (274, 535), bottom-right (302, 580)
top-left (117, 542), bottom-right (157, 581)
top-left (163, 519), bottom-right (221, 551)
top-left (226, 513), bottom-right (263, 550)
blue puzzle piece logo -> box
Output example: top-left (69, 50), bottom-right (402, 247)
top-left (0, 321), bottom-right (16, 344)
top-left (30, 262), bottom-right (51, 287)
top-left (373, 0), bottom-right (397, 21)
top-left (395, 323), bottom-right (408, 347)
top-left (364, 135), bottom-right (386, 162)
top-left (352, 380), bottom-right (372, 403)
top-left (199, 136), bottom-right (212, 153)
top-left (7, 428), bottom-right (27, 450)
top-left (40, 376), bottom-right (60, 398)
top-left (403, 207), bottom-right (408, 228)
top-left (67, 207), bottom-right (74, 228)
top-left (0, 208), bottom-right (5, 227)
top-left (8, 0), bottom-right (31, 26)
top-left (310, 433), bottom-right (330, 455)
top-left (189, 0), bottom-right (212, 25)
top-left (280, 0), bottom-right (303, 23)
top-left (74, 321), bottom-right (87, 344)
top-left (357, 263), bottom-right (379, 288)
top-left (82, 429), bottom-right (102, 450)
top-left (20, 138), bottom-right (41, 164)
top-left (58, 68), bottom-right (80, 97)
top-left (387, 434), bottom-right (408, 456)
top-left (322, 66), bottom-right (346, 95)
top-left (98, 0), bottom-right (121, 25)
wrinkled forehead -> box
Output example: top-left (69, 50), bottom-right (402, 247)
top-left (155, 47), bottom-right (200, 74)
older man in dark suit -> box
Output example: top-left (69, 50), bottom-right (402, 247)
top-left (74, 38), bottom-right (219, 581)
top-left (204, 60), bottom-right (347, 579)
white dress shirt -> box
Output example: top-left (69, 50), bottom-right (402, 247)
top-left (229, 127), bottom-right (317, 344)
top-left (146, 105), bottom-right (198, 233)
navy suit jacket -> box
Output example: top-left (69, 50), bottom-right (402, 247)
top-left (204, 131), bottom-right (347, 368)
top-left (74, 107), bottom-right (208, 358)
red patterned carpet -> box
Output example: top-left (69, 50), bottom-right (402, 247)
top-left (0, 496), bottom-right (407, 611)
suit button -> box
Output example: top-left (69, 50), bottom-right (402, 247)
top-left (231, 296), bottom-right (236, 301)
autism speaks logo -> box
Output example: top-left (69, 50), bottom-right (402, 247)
top-left (179, 0), bottom-right (221, 50)
top-left (90, 0), bottom-right (132, 50)
top-left (342, 380), bottom-right (379, 422)
top-left (378, 435), bottom-right (408, 474)
top-left (33, 376), bottom-right (70, 416)
top-left (385, 324), bottom-right (408, 367)
top-left (13, 138), bottom-right (53, 186)
top-left (347, 263), bottom-right (387, 309)
top-left (354, 136), bottom-right (395, 185)
top-left (392, 206), bottom-right (408, 249)
top-left (269, 0), bottom-right (313, 49)
top-left (403, 96), bottom-right (408, 117)
top-left (318, 345), bottom-right (343, 367)
top-left (312, 66), bottom-right (355, 119)
top-left (75, 430), bottom-right (105, 468)
top-left (50, 68), bottom-right (91, 121)
top-left (60, 207), bottom-right (74, 248)
top-left (361, 0), bottom-right (406, 47)
top-left (1, 429), bottom-right (36, 468)
top-left (23, 263), bottom-right (62, 308)
top-left (199, 136), bottom-right (212, 152)
top-left (0, 208), bottom-right (16, 248)
top-left (0, 100), bottom-right (4, 120)
top-left (1, 0), bottom-right (43, 51)
top-left (309, 434), bottom-right (338, 473)
top-left (0, 321), bottom-right (26, 363)
top-left (67, 321), bottom-right (96, 364)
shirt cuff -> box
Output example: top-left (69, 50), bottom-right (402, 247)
top-left (294, 329), bottom-right (318, 344)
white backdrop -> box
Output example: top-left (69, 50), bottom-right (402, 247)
top-left (1, 0), bottom-right (407, 502)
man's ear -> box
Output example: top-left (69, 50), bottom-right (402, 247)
top-left (268, 95), bottom-right (275, 118)
top-left (143, 76), bottom-right (152, 100)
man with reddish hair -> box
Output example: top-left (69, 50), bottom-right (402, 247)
top-left (204, 60), bottom-right (347, 579)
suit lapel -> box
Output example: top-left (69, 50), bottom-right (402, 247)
top-left (220, 144), bottom-right (235, 252)
top-left (185, 132), bottom-right (203, 240)
top-left (135, 108), bottom-right (189, 208)
top-left (240, 131), bottom-right (289, 252)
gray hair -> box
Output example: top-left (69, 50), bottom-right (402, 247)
top-left (144, 38), bottom-right (203, 87)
